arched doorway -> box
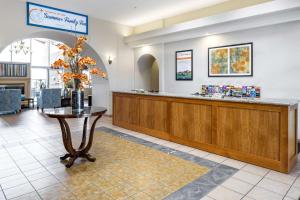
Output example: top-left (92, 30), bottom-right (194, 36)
top-left (0, 32), bottom-right (110, 112)
top-left (136, 54), bottom-right (159, 92)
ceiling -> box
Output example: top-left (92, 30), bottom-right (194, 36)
top-left (20, 0), bottom-right (228, 26)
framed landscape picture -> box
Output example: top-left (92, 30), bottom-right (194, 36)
top-left (208, 43), bottom-right (253, 77)
top-left (176, 50), bottom-right (193, 80)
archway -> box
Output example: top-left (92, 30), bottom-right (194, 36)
top-left (136, 54), bottom-right (159, 92)
top-left (0, 31), bottom-right (111, 112)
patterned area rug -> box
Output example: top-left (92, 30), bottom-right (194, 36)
top-left (52, 127), bottom-right (237, 200)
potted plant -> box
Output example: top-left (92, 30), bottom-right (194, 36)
top-left (51, 36), bottom-right (106, 110)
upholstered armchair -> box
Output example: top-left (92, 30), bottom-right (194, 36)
top-left (37, 88), bottom-right (62, 111)
top-left (0, 89), bottom-right (21, 114)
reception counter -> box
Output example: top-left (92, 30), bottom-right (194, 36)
top-left (112, 91), bottom-right (299, 173)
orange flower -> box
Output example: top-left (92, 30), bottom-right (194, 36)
top-left (75, 36), bottom-right (87, 52)
top-left (90, 67), bottom-right (107, 78)
top-left (77, 36), bottom-right (87, 44)
top-left (78, 57), bottom-right (96, 69)
top-left (72, 73), bottom-right (90, 86)
top-left (53, 36), bottom-right (106, 88)
top-left (60, 72), bottom-right (73, 84)
top-left (57, 44), bottom-right (71, 56)
top-left (51, 59), bottom-right (70, 69)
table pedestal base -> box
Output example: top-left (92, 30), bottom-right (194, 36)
top-left (60, 153), bottom-right (96, 168)
top-left (57, 114), bottom-right (103, 168)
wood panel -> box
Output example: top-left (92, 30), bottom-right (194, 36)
top-left (216, 106), bottom-right (280, 160)
top-left (113, 95), bottom-right (139, 126)
top-left (112, 92), bottom-right (298, 173)
top-left (139, 98), bottom-right (169, 133)
top-left (288, 109), bottom-right (297, 172)
top-left (170, 102), bottom-right (212, 144)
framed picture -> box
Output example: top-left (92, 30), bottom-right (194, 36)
top-left (208, 43), bottom-right (253, 77)
top-left (176, 50), bottom-right (193, 80)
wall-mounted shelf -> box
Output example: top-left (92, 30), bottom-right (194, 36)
top-left (0, 62), bottom-right (31, 97)
top-left (0, 62), bottom-right (31, 78)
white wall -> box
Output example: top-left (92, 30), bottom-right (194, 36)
top-left (134, 21), bottom-right (300, 99)
top-left (163, 21), bottom-right (300, 99)
top-left (0, 0), bottom-right (134, 115)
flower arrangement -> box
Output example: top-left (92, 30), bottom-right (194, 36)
top-left (51, 36), bottom-right (107, 90)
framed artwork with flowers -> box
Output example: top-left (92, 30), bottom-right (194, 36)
top-left (208, 43), bottom-right (253, 77)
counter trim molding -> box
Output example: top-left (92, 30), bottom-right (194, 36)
top-left (112, 90), bottom-right (299, 107)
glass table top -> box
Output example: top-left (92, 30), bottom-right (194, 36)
top-left (43, 107), bottom-right (107, 118)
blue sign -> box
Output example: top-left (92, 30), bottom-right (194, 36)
top-left (27, 2), bottom-right (88, 35)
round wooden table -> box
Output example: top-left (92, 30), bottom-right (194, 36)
top-left (44, 107), bottom-right (107, 168)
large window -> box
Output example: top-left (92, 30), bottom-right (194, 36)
top-left (0, 38), bottom-right (65, 96)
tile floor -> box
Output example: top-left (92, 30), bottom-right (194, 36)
top-left (0, 109), bottom-right (299, 200)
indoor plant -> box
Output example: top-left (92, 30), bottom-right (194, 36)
top-left (51, 36), bottom-right (106, 110)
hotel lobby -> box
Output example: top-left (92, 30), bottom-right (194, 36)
top-left (0, 0), bottom-right (300, 199)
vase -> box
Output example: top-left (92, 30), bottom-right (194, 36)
top-left (63, 87), bottom-right (69, 98)
top-left (71, 90), bottom-right (84, 110)
top-left (71, 79), bottom-right (84, 110)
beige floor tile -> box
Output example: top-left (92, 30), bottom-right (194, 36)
top-left (257, 178), bottom-right (290, 195)
top-left (242, 164), bottom-right (269, 177)
top-left (204, 154), bottom-right (227, 163)
top-left (23, 167), bottom-right (48, 176)
top-left (294, 176), bottom-right (300, 188)
top-left (0, 173), bottom-right (25, 184)
top-left (233, 170), bottom-right (263, 185)
top-left (286, 185), bottom-right (300, 199)
top-left (241, 197), bottom-right (255, 200)
top-left (0, 167), bottom-right (21, 179)
top-left (26, 171), bottom-right (53, 182)
top-left (283, 197), bottom-right (296, 200)
top-left (3, 183), bottom-right (35, 199)
top-left (222, 159), bottom-right (246, 169)
top-left (19, 162), bottom-right (43, 172)
top-left (0, 191), bottom-right (5, 200)
top-left (15, 158), bottom-right (37, 166)
top-left (1, 177), bottom-right (29, 189)
top-left (31, 175), bottom-right (60, 190)
top-left (222, 177), bottom-right (254, 195)
top-left (10, 192), bottom-right (41, 200)
top-left (265, 170), bottom-right (297, 185)
top-left (246, 187), bottom-right (283, 200)
top-left (189, 149), bottom-right (211, 158)
top-left (208, 186), bottom-right (243, 200)
top-left (173, 144), bottom-right (195, 152)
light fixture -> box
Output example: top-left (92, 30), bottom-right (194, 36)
top-left (10, 40), bottom-right (30, 55)
top-left (108, 56), bottom-right (112, 65)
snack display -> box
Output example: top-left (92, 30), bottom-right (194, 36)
top-left (200, 85), bottom-right (261, 98)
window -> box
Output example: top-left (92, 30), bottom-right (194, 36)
top-left (50, 40), bottom-right (64, 65)
top-left (0, 38), bottom-right (92, 97)
top-left (0, 38), bottom-right (70, 97)
top-left (31, 38), bottom-right (49, 67)
top-left (0, 45), bottom-right (11, 62)
top-left (0, 38), bottom-right (65, 66)
top-left (49, 69), bottom-right (63, 89)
